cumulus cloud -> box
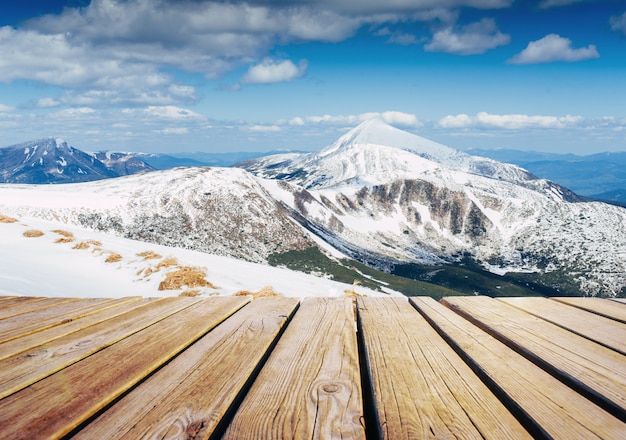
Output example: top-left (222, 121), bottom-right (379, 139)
top-left (248, 124), bottom-right (281, 132)
top-left (241, 59), bottom-right (308, 84)
top-left (0, 104), bottom-right (15, 113)
top-left (438, 111), bottom-right (584, 129)
top-left (155, 127), bottom-right (189, 135)
top-left (287, 111), bottom-right (421, 127)
top-left (610, 12), bottom-right (626, 35)
top-left (37, 98), bottom-right (61, 108)
top-left (508, 34), bottom-right (599, 64)
top-left (424, 18), bottom-right (510, 55)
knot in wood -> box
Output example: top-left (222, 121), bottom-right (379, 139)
top-left (321, 383), bottom-right (342, 394)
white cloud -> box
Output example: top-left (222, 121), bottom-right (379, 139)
top-left (424, 18), bottom-right (510, 55)
top-left (0, 103), bottom-right (15, 113)
top-left (241, 59), bottom-right (308, 84)
top-left (37, 98), bottom-right (61, 108)
top-left (287, 111), bottom-right (421, 127)
top-left (142, 106), bottom-right (206, 120)
top-left (610, 12), bottom-right (626, 35)
top-left (508, 34), bottom-right (599, 64)
top-left (438, 112), bottom-right (584, 129)
top-left (248, 125), bottom-right (281, 132)
top-left (155, 127), bottom-right (189, 135)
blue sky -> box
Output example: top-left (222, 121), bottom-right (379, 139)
top-left (0, 0), bottom-right (625, 154)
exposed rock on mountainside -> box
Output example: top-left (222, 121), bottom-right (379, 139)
top-left (240, 119), bottom-right (626, 296)
top-left (1, 121), bottom-right (625, 296)
top-left (0, 167), bottom-right (314, 263)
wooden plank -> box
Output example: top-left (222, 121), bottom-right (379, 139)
top-left (0, 297), bottom-right (77, 320)
top-left (441, 296), bottom-right (626, 419)
top-left (0, 296), bottom-right (41, 309)
top-left (0, 296), bottom-right (201, 399)
top-left (552, 297), bottom-right (626, 324)
top-left (0, 297), bottom-right (146, 361)
top-left (75, 297), bottom-right (299, 439)
top-left (612, 298), bottom-right (626, 305)
top-left (223, 297), bottom-right (365, 440)
top-left (356, 297), bottom-right (530, 440)
top-left (0, 296), bottom-right (249, 439)
top-left (500, 297), bottom-right (626, 355)
top-left (412, 297), bottom-right (626, 439)
top-left (0, 297), bottom-right (127, 344)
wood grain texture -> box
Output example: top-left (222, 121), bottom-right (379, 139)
top-left (0, 297), bottom-right (199, 399)
top-left (75, 297), bottom-right (298, 439)
top-left (553, 297), bottom-right (626, 324)
top-left (0, 296), bottom-right (42, 308)
top-left (0, 297), bottom-right (77, 320)
top-left (0, 297), bottom-right (127, 344)
top-left (358, 297), bottom-right (530, 440)
top-left (223, 297), bottom-right (365, 440)
top-left (412, 297), bottom-right (626, 440)
top-left (0, 297), bottom-right (146, 361)
top-left (0, 296), bottom-right (249, 439)
top-left (500, 297), bottom-right (626, 355)
top-left (441, 296), bottom-right (626, 416)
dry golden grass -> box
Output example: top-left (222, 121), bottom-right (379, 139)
top-left (137, 251), bottom-right (162, 260)
top-left (157, 257), bottom-right (178, 269)
top-left (344, 280), bottom-right (363, 299)
top-left (23, 229), bottom-right (44, 238)
top-left (233, 285), bottom-right (282, 299)
top-left (55, 237), bottom-right (74, 244)
top-left (179, 289), bottom-right (201, 297)
top-left (158, 266), bottom-right (217, 291)
top-left (72, 239), bottom-right (103, 250)
top-left (52, 229), bottom-right (74, 238)
top-left (105, 253), bottom-right (123, 263)
top-left (0, 214), bottom-right (18, 223)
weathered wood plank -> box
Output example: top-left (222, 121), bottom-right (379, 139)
top-left (441, 296), bottom-right (626, 419)
top-left (223, 297), bottom-right (365, 440)
top-left (0, 297), bottom-right (201, 399)
top-left (500, 297), bottom-right (626, 355)
top-left (0, 296), bottom-right (249, 439)
top-left (0, 297), bottom-right (128, 344)
top-left (412, 297), bottom-right (626, 439)
top-left (0, 296), bottom-right (41, 308)
top-left (357, 297), bottom-right (531, 440)
top-left (0, 297), bottom-right (146, 361)
top-left (552, 297), bottom-right (626, 324)
top-left (0, 297), bottom-right (77, 320)
top-left (75, 297), bottom-right (298, 439)
top-left (612, 298), bottom-right (626, 305)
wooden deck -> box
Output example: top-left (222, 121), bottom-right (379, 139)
top-left (0, 295), bottom-right (624, 439)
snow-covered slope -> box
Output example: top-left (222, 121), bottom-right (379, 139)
top-left (2, 120), bottom-right (625, 297)
top-left (0, 214), bottom-right (389, 298)
top-left (241, 119), bottom-right (626, 296)
top-left (0, 167), bottom-right (315, 263)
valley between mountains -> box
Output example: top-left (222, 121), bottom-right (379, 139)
top-left (1, 119), bottom-right (625, 297)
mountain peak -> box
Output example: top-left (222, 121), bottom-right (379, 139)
top-left (320, 119), bottom-right (460, 163)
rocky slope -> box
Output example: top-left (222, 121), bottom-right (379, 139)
top-left (240, 119), bottom-right (626, 296)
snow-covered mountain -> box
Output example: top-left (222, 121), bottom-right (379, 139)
top-left (1, 120), bottom-right (625, 297)
top-left (239, 119), bottom-right (626, 296)
top-left (0, 138), bottom-right (154, 184)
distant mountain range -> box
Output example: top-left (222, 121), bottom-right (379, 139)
top-left (1, 120), bottom-right (625, 297)
top-left (467, 148), bottom-right (626, 205)
top-left (0, 138), bottom-right (154, 184)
